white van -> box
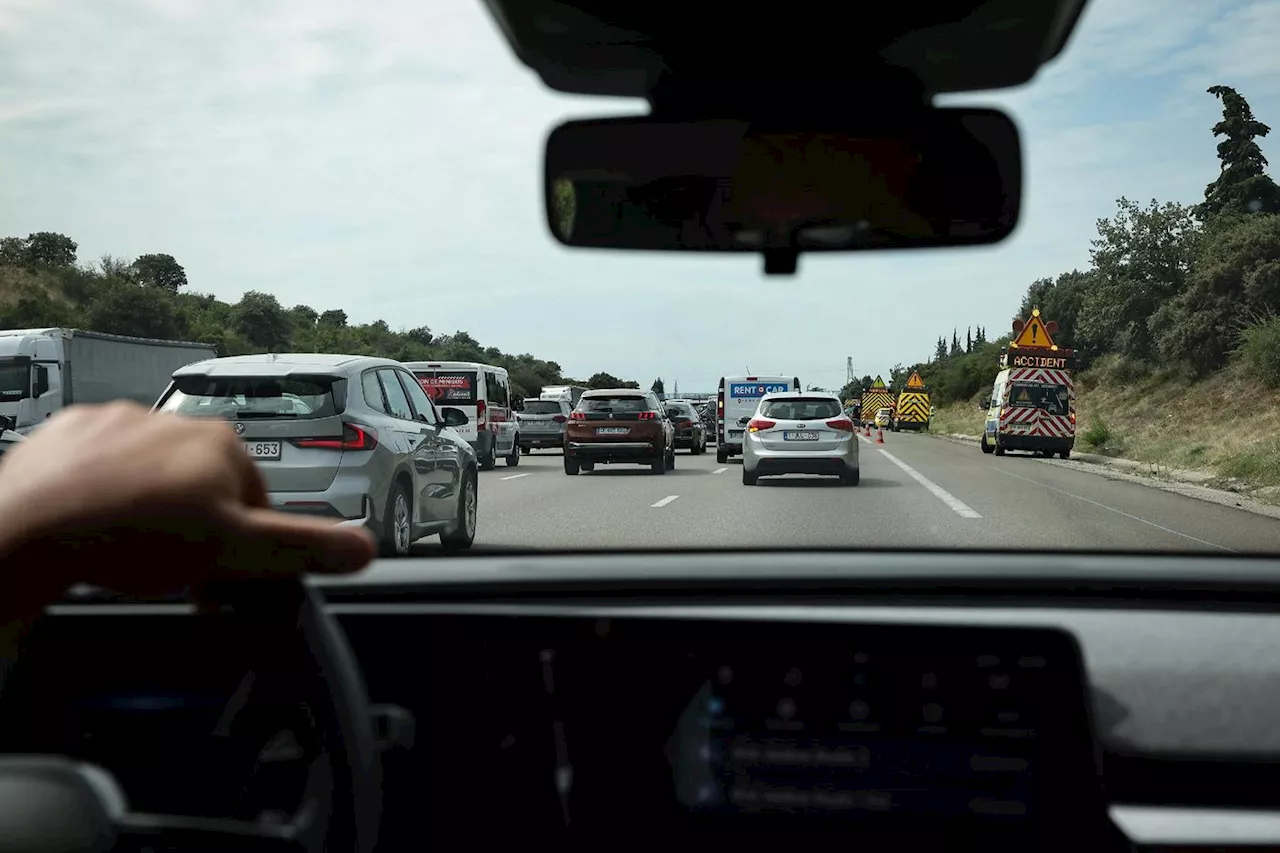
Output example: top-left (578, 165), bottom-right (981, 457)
top-left (716, 375), bottom-right (801, 463)
top-left (404, 361), bottom-right (520, 470)
top-left (539, 384), bottom-right (586, 407)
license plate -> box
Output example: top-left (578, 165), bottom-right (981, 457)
top-left (596, 427), bottom-right (629, 435)
top-left (728, 430), bottom-right (744, 439)
top-left (244, 440), bottom-right (282, 460)
top-left (783, 431), bottom-right (819, 441)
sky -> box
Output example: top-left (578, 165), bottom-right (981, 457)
top-left (0, 0), bottom-right (1278, 393)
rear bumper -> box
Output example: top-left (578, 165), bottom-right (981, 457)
top-left (270, 491), bottom-right (372, 525)
top-left (566, 440), bottom-right (663, 463)
top-left (674, 429), bottom-right (702, 446)
top-left (520, 432), bottom-right (564, 449)
top-left (742, 437), bottom-right (859, 476)
top-left (997, 433), bottom-right (1075, 452)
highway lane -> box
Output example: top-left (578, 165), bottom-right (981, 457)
top-left (409, 433), bottom-right (1280, 554)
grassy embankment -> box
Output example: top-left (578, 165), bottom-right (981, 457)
top-left (927, 355), bottom-right (1280, 501)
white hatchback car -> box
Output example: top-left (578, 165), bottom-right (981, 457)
top-left (741, 391), bottom-right (859, 486)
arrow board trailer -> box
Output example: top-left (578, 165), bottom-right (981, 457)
top-left (717, 375), bottom-right (800, 461)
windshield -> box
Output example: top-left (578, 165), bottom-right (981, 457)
top-left (0, 362), bottom-right (29, 403)
top-left (159, 377), bottom-right (337, 419)
top-left (522, 400), bottom-right (564, 415)
top-left (5, 2), bottom-right (1275, 556)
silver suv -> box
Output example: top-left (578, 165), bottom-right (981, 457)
top-left (154, 353), bottom-right (479, 556)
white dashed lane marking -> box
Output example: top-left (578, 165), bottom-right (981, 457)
top-left (712, 467), bottom-right (727, 474)
top-left (651, 495), bottom-right (680, 508)
top-left (501, 473), bottom-right (531, 481)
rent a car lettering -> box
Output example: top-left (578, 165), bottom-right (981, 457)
top-left (729, 382), bottom-right (790, 397)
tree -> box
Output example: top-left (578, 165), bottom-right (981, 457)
top-left (131, 253), bottom-right (188, 292)
top-left (588, 372), bottom-right (624, 389)
top-left (806, 384), bottom-right (828, 392)
top-left (651, 377), bottom-right (665, 394)
top-left (933, 337), bottom-right (947, 362)
top-left (965, 327), bottom-right (973, 353)
top-left (318, 309), bottom-right (348, 328)
top-left (88, 281), bottom-right (180, 339)
top-left (949, 330), bottom-right (962, 357)
top-left (1078, 198), bottom-right (1200, 361)
top-left (1196, 86), bottom-right (1280, 222)
top-left (232, 291), bottom-right (292, 350)
top-left (24, 232), bottom-right (77, 267)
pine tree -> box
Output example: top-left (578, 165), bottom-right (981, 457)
top-left (1196, 85), bottom-right (1280, 221)
top-left (966, 327), bottom-right (973, 353)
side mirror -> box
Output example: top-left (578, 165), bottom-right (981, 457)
top-left (33, 365), bottom-right (50, 398)
top-left (440, 406), bottom-right (469, 427)
top-left (513, 398), bottom-right (525, 412)
top-left (980, 398), bottom-right (990, 409)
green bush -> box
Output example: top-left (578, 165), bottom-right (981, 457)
top-left (1237, 316), bottom-right (1280, 388)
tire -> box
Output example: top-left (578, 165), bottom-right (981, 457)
top-left (564, 456), bottom-right (580, 475)
top-left (479, 441), bottom-right (496, 471)
top-left (505, 436), bottom-right (520, 467)
top-left (440, 470), bottom-right (477, 553)
top-left (1059, 449), bottom-right (1071, 459)
top-left (980, 435), bottom-right (994, 454)
top-left (841, 467), bottom-right (860, 486)
top-left (651, 451), bottom-right (666, 474)
top-left (742, 468), bottom-right (758, 486)
top-left (716, 448), bottom-right (727, 464)
top-left (379, 480), bottom-right (413, 558)
top-left (995, 441), bottom-right (1006, 457)
top-left (581, 461), bottom-right (595, 472)
top-left (521, 446), bottom-right (531, 455)
top-left (700, 433), bottom-right (708, 454)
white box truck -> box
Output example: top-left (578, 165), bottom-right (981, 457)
top-left (0, 327), bottom-right (218, 434)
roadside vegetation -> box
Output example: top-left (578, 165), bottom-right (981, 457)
top-left (0, 238), bottom-right (643, 399)
top-left (841, 85), bottom-right (1280, 496)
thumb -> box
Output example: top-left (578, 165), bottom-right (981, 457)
top-left (216, 507), bottom-right (377, 576)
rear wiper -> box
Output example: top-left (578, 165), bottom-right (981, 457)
top-left (232, 411), bottom-right (298, 419)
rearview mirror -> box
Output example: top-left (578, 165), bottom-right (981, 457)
top-left (545, 109), bottom-right (1021, 274)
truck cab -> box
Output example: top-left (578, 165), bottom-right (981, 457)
top-left (0, 330), bottom-right (62, 434)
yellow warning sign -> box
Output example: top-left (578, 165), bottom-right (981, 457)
top-left (1016, 387), bottom-right (1032, 403)
top-left (905, 371), bottom-right (924, 389)
top-left (1012, 309), bottom-right (1056, 349)
top-left (871, 376), bottom-right (887, 389)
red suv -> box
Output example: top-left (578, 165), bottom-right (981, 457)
top-left (564, 389), bottom-right (676, 475)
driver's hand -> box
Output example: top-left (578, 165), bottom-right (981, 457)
top-left (0, 402), bottom-right (375, 606)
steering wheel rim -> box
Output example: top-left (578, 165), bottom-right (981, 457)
top-left (111, 579), bottom-right (382, 853)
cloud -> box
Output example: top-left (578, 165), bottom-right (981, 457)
top-left (0, 0), bottom-right (1274, 389)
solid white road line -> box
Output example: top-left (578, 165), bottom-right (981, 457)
top-left (877, 448), bottom-right (982, 519)
top-left (712, 467), bottom-right (727, 474)
top-left (651, 495), bottom-right (680, 508)
top-left (990, 465), bottom-right (1235, 552)
top-left (501, 473), bottom-right (532, 481)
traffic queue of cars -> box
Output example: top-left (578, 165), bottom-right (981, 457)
top-left (149, 355), bottom-right (859, 557)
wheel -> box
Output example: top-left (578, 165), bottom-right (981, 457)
top-left (841, 467), bottom-right (860, 486)
top-left (379, 480), bottom-right (413, 557)
top-left (651, 452), bottom-right (666, 474)
top-left (716, 448), bottom-right (727, 464)
top-left (479, 441), bottom-right (496, 471)
top-left (440, 470), bottom-right (477, 553)
top-left (1059, 449), bottom-right (1071, 459)
top-left (581, 461), bottom-right (595, 472)
top-left (505, 436), bottom-right (520, 467)
top-left (564, 456), bottom-right (580, 475)
top-left (666, 446), bottom-right (676, 470)
top-left (742, 468), bottom-right (758, 486)
top-left (521, 445), bottom-right (531, 455)
top-left (700, 433), bottom-right (708, 453)
top-left (995, 441), bottom-right (1006, 457)
top-left (980, 435), bottom-right (994, 454)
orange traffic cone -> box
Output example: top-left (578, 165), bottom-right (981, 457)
top-left (875, 428), bottom-right (885, 444)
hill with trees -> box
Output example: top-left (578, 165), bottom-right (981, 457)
top-left (839, 85), bottom-right (1280, 493)
top-left (0, 239), bottom-right (642, 398)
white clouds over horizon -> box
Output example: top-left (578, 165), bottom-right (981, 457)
top-left (0, 0), bottom-right (1277, 389)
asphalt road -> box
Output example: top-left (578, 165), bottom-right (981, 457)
top-left (411, 433), bottom-right (1280, 554)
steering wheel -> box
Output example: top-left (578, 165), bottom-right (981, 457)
top-left (0, 580), bottom-right (381, 853)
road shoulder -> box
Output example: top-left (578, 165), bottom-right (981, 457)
top-left (925, 432), bottom-right (1280, 523)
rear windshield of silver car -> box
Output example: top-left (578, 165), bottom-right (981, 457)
top-left (159, 376), bottom-right (339, 418)
top-left (760, 398), bottom-right (842, 419)
top-left (580, 395), bottom-right (647, 413)
top-left (522, 400), bottom-right (564, 414)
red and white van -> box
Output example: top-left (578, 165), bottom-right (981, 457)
top-left (403, 361), bottom-right (520, 470)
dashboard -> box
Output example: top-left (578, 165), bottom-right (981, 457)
top-left (5, 549), bottom-right (1280, 851)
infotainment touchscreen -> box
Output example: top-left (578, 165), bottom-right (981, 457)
top-left (543, 619), bottom-right (1105, 848)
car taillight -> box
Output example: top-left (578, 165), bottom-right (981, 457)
top-left (569, 411), bottom-right (586, 420)
top-left (553, 415), bottom-right (567, 423)
top-left (476, 399), bottom-right (487, 428)
top-left (826, 418), bottom-right (854, 432)
top-left (747, 418), bottom-right (776, 432)
top-left (292, 423), bottom-right (378, 451)
top-left (1070, 412), bottom-right (1076, 424)
top-left (637, 411), bottom-right (657, 420)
